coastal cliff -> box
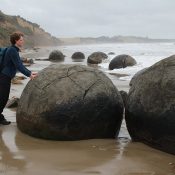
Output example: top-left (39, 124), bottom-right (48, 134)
top-left (0, 11), bottom-right (62, 47)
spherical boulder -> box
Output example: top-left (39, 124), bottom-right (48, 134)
top-left (71, 52), bottom-right (85, 59)
top-left (87, 52), bottom-right (108, 64)
top-left (125, 55), bottom-right (175, 154)
top-left (49, 50), bottom-right (65, 62)
top-left (129, 68), bottom-right (147, 86)
top-left (17, 64), bottom-right (124, 140)
top-left (109, 54), bottom-right (137, 70)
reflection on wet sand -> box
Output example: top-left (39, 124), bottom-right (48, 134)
top-left (15, 125), bottom-right (120, 174)
top-left (0, 125), bottom-right (26, 174)
top-left (0, 124), bottom-right (175, 175)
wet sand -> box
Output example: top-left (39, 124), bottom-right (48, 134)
top-left (1, 124), bottom-right (175, 175)
top-left (1, 47), bottom-right (175, 175)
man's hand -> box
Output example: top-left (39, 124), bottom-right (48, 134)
top-left (30, 72), bottom-right (38, 80)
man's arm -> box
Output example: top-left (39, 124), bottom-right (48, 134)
top-left (10, 48), bottom-right (31, 77)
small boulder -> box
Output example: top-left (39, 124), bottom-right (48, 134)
top-left (87, 52), bottom-right (108, 64)
top-left (109, 54), bottom-right (137, 70)
top-left (108, 52), bottom-right (115, 55)
top-left (71, 52), bottom-right (85, 59)
top-left (49, 50), bottom-right (65, 62)
top-left (21, 57), bottom-right (34, 64)
top-left (6, 97), bottom-right (19, 108)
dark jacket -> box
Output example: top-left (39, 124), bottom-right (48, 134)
top-left (1, 45), bottom-right (31, 79)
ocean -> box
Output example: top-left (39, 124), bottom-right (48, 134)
top-left (60, 42), bottom-right (175, 81)
top-left (23, 42), bottom-right (175, 82)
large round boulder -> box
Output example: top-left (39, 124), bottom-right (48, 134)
top-left (71, 52), bottom-right (85, 59)
top-left (49, 50), bottom-right (65, 62)
top-left (129, 68), bottom-right (147, 86)
top-left (109, 54), bottom-right (137, 70)
top-left (87, 52), bottom-right (108, 64)
top-left (125, 55), bottom-right (175, 154)
top-left (17, 64), bottom-right (124, 140)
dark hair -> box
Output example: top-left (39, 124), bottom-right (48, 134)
top-left (10, 31), bottom-right (24, 45)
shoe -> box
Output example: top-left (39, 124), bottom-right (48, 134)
top-left (0, 119), bottom-right (11, 125)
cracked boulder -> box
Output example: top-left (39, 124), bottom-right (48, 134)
top-left (17, 64), bottom-right (124, 140)
top-left (125, 55), bottom-right (175, 154)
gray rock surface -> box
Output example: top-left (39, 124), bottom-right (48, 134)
top-left (71, 52), bottom-right (85, 59)
top-left (109, 54), bottom-right (136, 70)
top-left (129, 68), bottom-right (147, 86)
top-left (108, 52), bottom-right (115, 55)
top-left (87, 52), bottom-right (108, 64)
top-left (49, 50), bottom-right (65, 62)
top-left (125, 55), bottom-right (175, 154)
top-left (6, 97), bottom-right (19, 108)
top-left (119, 90), bottom-right (128, 107)
top-left (17, 64), bottom-right (124, 140)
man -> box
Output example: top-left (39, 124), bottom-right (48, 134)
top-left (0, 31), bottom-right (37, 125)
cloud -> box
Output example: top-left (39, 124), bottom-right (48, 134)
top-left (1, 0), bottom-right (175, 38)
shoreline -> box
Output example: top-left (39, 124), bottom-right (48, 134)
top-left (1, 45), bottom-right (175, 175)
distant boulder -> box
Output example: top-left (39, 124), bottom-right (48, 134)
top-left (87, 52), bottom-right (108, 64)
top-left (21, 57), bottom-right (34, 64)
top-left (49, 50), bottom-right (65, 62)
top-left (109, 54), bottom-right (137, 70)
top-left (71, 52), bottom-right (85, 59)
top-left (125, 55), bottom-right (175, 155)
top-left (21, 57), bottom-right (34, 67)
top-left (108, 52), bottom-right (115, 55)
top-left (33, 47), bottom-right (40, 52)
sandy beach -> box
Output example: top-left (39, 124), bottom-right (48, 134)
top-left (1, 46), bottom-right (175, 175)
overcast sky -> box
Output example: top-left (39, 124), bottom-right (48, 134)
top-left (1, 0), bottom-right (175, 39)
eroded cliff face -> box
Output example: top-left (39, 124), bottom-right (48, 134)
top-left (0, 11), bottom-right (62, 47)
top-left (16, 17), bottom-right (35, 32)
